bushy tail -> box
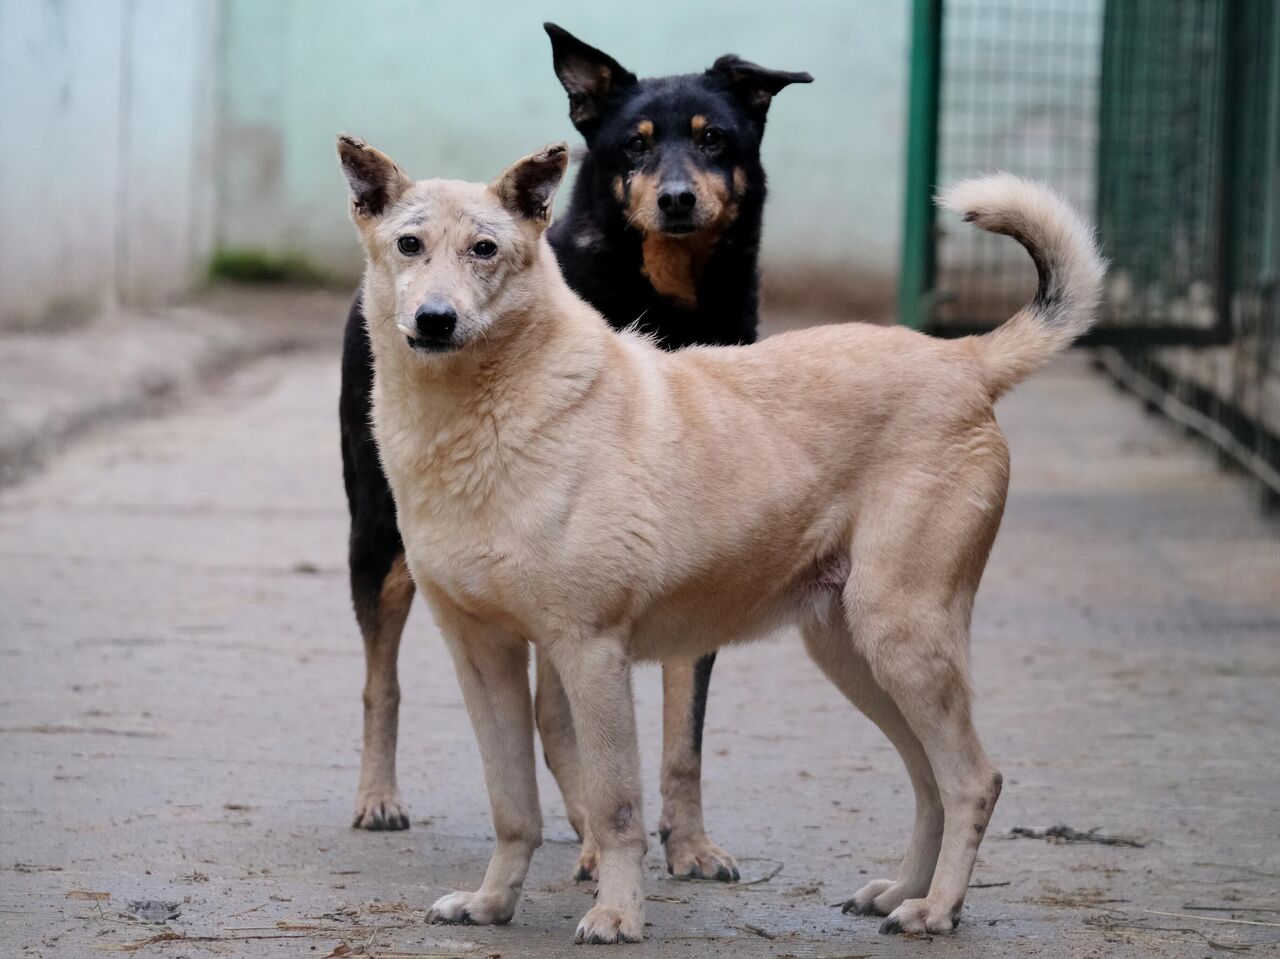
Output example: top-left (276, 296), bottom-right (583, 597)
top-left (939, 174), bottom-right (1106, 399)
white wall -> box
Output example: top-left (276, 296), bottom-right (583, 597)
top-left (0, 0), bottom-right (218, 330)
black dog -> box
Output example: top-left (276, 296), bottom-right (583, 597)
top-left (339, 23), bottom-right (809, 880)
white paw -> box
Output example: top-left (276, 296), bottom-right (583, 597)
top-left (663, 832), bottom-right (739, 882)
top-left (574, 903), bottom-right (645, 944)
top-left (427, 890), bottom-right (515, 926)
top-left (880, 896), bottom-right (962, 935)
top-left (352, 788), bottom-right (410, 831)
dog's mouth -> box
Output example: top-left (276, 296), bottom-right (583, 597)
top-left (654, 203), bottom-right (724, 238)
top-left (404, 334), bottom-right (457, 353)
top-left (659, 221), bottom-right (698, 236)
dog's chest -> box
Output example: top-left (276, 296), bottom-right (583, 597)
top-left (375, 408), bottom-right (541, 608)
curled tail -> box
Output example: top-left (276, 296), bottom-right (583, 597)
top-left (939, 174), bottom-right (1106, 399)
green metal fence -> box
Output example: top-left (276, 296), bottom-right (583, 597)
top-left (900, 0), bottom-right (1280, 507)
top-left (899, 0), bottom-right (1104, 332)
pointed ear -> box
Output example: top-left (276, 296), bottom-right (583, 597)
top-left (491, 143), bottom-right (569, 227)
top-left (544, 23), bottom-right (637, 137)
top-left (336, 134), bottom-right (413, 219)
top-left (708, 56), bottom-right (813, 121)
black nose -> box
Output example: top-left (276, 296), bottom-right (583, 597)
top-left (414, 303), bottom-right (457, 343)
top-left (657, 184), bottom-right (697, 212)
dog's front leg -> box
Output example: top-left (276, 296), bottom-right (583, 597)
top-left (546, 634), bottom-right (647, 944)
top-left (659, 655), bottom-right (739, 881)
top-left (426, 600), bottom-right (541, 926)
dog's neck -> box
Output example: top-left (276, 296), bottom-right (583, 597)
top-left (639, 229), bottom-right (727, 309)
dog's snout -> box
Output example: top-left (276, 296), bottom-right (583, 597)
top-left (410, 300), bottom-right (457, 349)
top-left (415, 302), bottom-right (457, 338)
top-left (657, 184), bottom-right (697, 212)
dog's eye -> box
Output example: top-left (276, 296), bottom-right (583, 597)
top-left (624, 134), bottom-right (648, 157)
top-left (472, 239), bottom-right (497, 259)
top-left (698, 127), bottom-right (725, 149)
top-left (397, 236), bottom-right (421, 256)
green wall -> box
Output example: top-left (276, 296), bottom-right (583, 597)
top-left (218, 0), bottom-right (909, 307)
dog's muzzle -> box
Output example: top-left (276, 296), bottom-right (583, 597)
top-left (656, 181), bottom-right (698, 235)
top-left (399, 303), bottom-right (458, 353)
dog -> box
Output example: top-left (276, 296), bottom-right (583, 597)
top-left (337, 134), bottom-right (1104, 943)
top-left (338, 23), bottom-right (810, 885)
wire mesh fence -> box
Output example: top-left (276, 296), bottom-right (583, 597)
top-left (933, 0), bottom-right (1104, 329)
top-left (901, 0), bottom-right (1279, 506)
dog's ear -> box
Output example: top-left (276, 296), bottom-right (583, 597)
top-left (337, 135), bottom-right (413, 219)
top-left (708, 56), bottom-right (813, 122)
top-left (491, 143), bottom-right (570, 229)
top-left (544, 23), bottom-right (637, 137)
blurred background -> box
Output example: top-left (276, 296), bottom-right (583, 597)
top-left (0, 0), bottom-right (909, 323)
top-left (2, 3), bottom-right (1278, 956)
top-left (2, 0), bottom-right (1275, 503)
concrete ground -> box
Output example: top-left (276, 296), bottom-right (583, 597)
top-left (2, 291), bottom-right (1278, 958)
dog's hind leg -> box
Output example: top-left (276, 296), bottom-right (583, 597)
top-left (658, 655), bottom-right (739, 881)
top-left (857, 610), bottom-right (1001, 935)
top-left (845, 467), bottom-right (1006, 935)
top-left (534, 649), bottom-right (599, 881)
top-left (427, 597), bottom-right (542, 926)
top-left (545, 634), bottom-right (647, 944)
top-left (342, 298), bottom-right (413, 831)
top-left (350, 544), bottom-right (413, 830)
top-left (801, 617), bottom-right (943, 916)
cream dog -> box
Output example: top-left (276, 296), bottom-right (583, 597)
top-left (337, 134), bottom-right (1104, 944)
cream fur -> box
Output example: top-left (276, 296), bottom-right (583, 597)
top-left (338, 136), bottom-right (1104, 944)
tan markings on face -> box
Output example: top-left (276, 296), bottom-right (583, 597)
top-left (613, 175), bottom-right (625, 203)
top-left (639, 163), bottom-right (741, 310)
top-left (690, 115), bottom-right (707, 135)
top-left (636, 119), bottom-right (654, 138)
top-left (624, 169), bottom-right (663, 233)
top-left (732, 166), bottom-right (747, 197)
top-left (687, 163), bottom-right (736, 229)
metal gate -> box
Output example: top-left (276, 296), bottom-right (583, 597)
top-left (899, 0), bottom-right (1280, 506)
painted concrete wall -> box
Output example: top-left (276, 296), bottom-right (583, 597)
top-left (0, 0), bottom-right (218, 330)
top-left (217, 0), bottom-right (910, 303)
top-left (0, 1), bottom-right (909, 328)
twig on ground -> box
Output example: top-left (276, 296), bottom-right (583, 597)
top-left (1194, 862), bottom-right (1280, 880)
top-left (1010, 824), bottom-right (1146, 847)
top-left (1085, 912), bottom-right (1254, 953)
top-left (1134, 908), bottom-right (1280, 930)
top-left (732, 858), bottom-right (785, 888)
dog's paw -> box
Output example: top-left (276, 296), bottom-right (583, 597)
top-left (352, 788), bottom-right (410, 831)
top-left (842, 878), bottom-right (917, 917)
top-left (427, 890), bottom-right (514, 926)
top-left (879, 897), bottom-right (962, 936)
top-left (574, 903), bottom-right (645, 944)
top-left (572, 844), bottom-right (599, 882)
top-left (664, 832), bottom-right (739, 882)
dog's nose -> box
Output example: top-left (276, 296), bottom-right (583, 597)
top-left (414, 302), bottom-right (457, 343)
top-left (657, 184), bottom-right (697, 212)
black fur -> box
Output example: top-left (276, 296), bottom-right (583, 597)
top-left (544, 23), bottom-right (811, 347)
top-left (339, 25), bottom-right (810, 771)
